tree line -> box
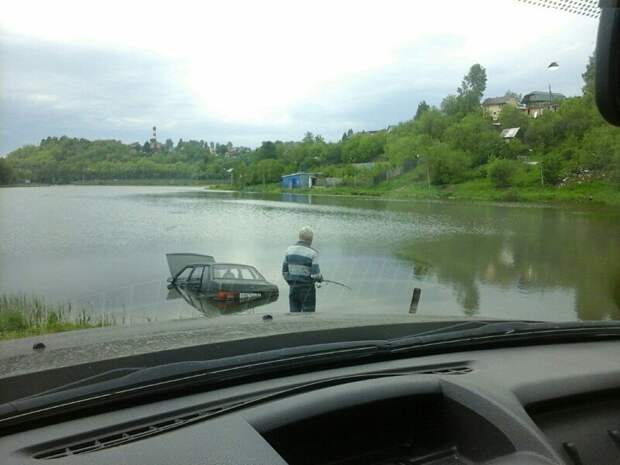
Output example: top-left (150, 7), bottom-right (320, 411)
top-left (2, 56), bottom-right (619, 189)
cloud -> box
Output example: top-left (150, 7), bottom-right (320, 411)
top-left (0, 0), bottom-right (598, 155)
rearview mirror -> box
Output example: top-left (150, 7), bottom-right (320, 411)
top-left (596, 1), bottom-right (620, 125)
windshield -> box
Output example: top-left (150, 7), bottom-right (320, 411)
top-left (0, 0), bottom-right (618, 380)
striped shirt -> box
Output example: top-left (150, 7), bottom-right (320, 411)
top-left (282, 241), bottom-right (322, 285)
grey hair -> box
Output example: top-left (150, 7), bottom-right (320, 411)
top-left (299, 226), bottom-right (314, 242)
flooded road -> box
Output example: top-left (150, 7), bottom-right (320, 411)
top-left (1, 185), bottom-right (618, 323)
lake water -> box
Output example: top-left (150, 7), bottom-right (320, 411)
top-left (1, 186), bottom-right (619, 323)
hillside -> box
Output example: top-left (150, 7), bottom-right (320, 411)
top-left (2, 59), bottom-right (619, 205)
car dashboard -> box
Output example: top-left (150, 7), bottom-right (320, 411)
top-left (2, 340), bottom-right (620, 465)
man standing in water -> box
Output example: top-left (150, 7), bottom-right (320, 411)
top-left (282, 226), bottom-right (323, 312)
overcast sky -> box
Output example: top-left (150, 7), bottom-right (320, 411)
top-left (0, 0), bottom-right (598, 155)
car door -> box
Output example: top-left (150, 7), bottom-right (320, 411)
top-left (174, 265), bottom-right (205, 291)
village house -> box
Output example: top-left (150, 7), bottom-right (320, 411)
top-left (521, 91), bottom-right (566, 117)
top-left (481, 96), bottom-right (518, 121)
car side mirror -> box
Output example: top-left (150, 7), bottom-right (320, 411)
top-left (596, 1), bottom-right (620, 125)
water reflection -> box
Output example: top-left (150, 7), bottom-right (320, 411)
top-left (399, 226), bottom-right (620, 320)
top-left (168, 285), bottom-right (278, 317)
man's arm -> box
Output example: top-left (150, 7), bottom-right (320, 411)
top-left (282, 254), bottom-right (290, 283)
top-left (310, 253), bottom-right (322, 282)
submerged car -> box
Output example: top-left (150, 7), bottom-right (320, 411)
top-left (168, 285), bottom-right (279, 317)
top-left (166, 253), bottom-right (279, 302)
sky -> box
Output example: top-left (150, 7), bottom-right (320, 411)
top-left (0, 0), bottom-right (599, 155)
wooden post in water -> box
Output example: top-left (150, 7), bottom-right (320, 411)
top-left (409, 287), bottom-right (422, 314)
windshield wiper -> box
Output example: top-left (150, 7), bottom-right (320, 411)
top-left (389, 320), bottom-right (620, 352)
top-left (0, 340), bottom-right (387, 427)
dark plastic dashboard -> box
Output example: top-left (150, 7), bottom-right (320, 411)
top-left (2, 340), bottom-right (620, 465)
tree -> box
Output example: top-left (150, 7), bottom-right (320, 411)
top-left (542, 153), bottom-right (564, 185)
top-left (499, 105), bottom-right (529, 133)
top-left (504, 90), bottom-right (522, 102)
top-left (441, 95), bottom-right (460, 116)
top-left (414, 100), bottom-right (430, 120)
top-left (386, 135), bottom-right (420, 169)
top-left (215, 143), bottom-right (227, 156)
top-left (425, 143), bottom-right (470, 185)
top-left (341, 132), bottom-right (386, 163)
top-left (255, 141), bottom-right (277, 160)
top-left (414, 108), bottom-right (449, 139)
top-left (252, 159), bottom-right (285, 184)
top-left (325, 143), bottom-right (342, 164)
top-left (582, 54), bottom-right (595, 97)
top-left (577, 125), bottom-right (620, 170)
top-left (444, 113), bottom-right (503, 166)
top-left (0, 158), bottom-right (14, 184)
top-left (456, 64), bottom-right (487, 114)
top-left (164, 139), bottom-right (174, 151)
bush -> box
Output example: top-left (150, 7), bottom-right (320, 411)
top-left (426, 145), bottom-right (470, 185)
top-left (542, 153), bottom-right (564, 185)
top-left (488, 159), bottom-right (519, 188)
top-left (501, 189), bottom-right (522, 202)
top-left (578, 126), bottom-right (620, 170)
top-left (0, 310), bottom-right (27, 332)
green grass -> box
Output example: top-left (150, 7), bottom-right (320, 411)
top-left (0, 294), bottom-right (114, 340)
top-left (237, 173), bottom-right (620, 206)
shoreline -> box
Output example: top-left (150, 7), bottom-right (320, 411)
top-left (3, 179), bottom-right (618, 207)
top-left (235, 181), bottom-right (620, 208)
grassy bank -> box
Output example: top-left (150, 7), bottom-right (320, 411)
top-left (0, 294), bottom-right (113, 340)
top-left (237, 176), bottom-right (620, 206)
top-left (6, 177), bottom-right (618, 206)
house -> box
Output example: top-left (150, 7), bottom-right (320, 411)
top-left (482, 96), bottom-right (518, 120)
top-left (500, 127), bottom-right (520, 141)
top-left (521, 91), bottom-right (566, 117)
top-left (281, 172), bottom-right (319, 189)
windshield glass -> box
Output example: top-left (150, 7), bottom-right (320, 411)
top-left (0, 0), bottom-right (618, 380)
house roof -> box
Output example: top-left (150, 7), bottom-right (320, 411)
top-left (281, 172), bottom-right (319, 178)
top-left (501, 127), bottom-right (520, 139)
top-left (522, 91), bottom-right (566, 103)
top-left (482, 96), bottom-right (515, 106)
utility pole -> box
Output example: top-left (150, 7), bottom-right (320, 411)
top-left (426, 164), bottom-right (431, 190)
top-left (547, 62), bottom-right (559, 113)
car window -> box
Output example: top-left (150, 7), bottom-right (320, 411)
top-left (176, 267), bottom-right (193, 281)
top-left (239, 268), bottom-right (255, 280)
top-left (212, 266), bottom-right (238, 279)
top-left (188, 266), bottom-right (204, 282)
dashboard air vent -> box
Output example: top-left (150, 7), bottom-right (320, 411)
top-left (33, 402), bottom-right (243, 459)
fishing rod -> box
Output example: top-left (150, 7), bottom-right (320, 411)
top-left (321, 279), bottom-right (352, 290)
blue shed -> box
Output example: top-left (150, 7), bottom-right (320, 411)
top-left (281, 172), bottom-right (318, 189)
